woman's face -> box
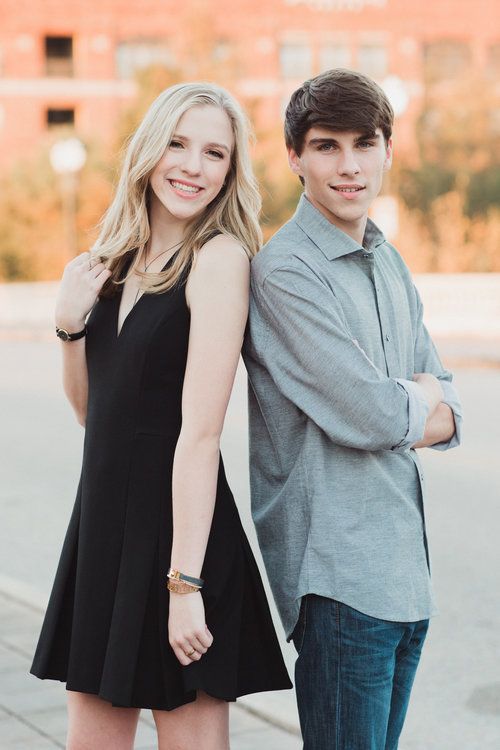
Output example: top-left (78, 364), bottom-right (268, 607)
top-left (149, 104), bottom-right (234, 224)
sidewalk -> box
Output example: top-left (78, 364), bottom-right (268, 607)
top-left (0, 592), bottom-right (302, 749)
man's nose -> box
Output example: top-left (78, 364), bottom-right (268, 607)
top-left (337, 149), bottom-right (360, 176)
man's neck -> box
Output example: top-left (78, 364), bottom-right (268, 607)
top-left (304, 193), bottom-right (367, 246)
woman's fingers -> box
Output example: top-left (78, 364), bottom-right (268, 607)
top-left (93, 268), bottom-right (112, 291)
top-left (172, 642), bottom-right (200, 666)
top-left (173, 645), bottom-right (194, 667)
top-left (197, 627), bottom-right (213, 650)
top-left (88, 261), bottom-right (105, 277)
top-left (170, 627), bottom-right (213, 666)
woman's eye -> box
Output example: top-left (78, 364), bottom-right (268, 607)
top-left (207, 149), bottom-right (224, 159)
top-left (169, 140), bottom-right (183, 149)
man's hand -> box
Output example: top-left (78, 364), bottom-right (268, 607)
top-left (413, 402), bottom-right (456, 448)
top-left (412, 373), bottom-right (444, 415)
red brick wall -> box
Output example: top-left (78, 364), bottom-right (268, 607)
top-left (0, 0), bottom-right (498, 167)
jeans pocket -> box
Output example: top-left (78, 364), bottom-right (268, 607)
top-left (291, 595), bottom-right (309, 655)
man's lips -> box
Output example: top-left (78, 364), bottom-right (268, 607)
top-left (331, 184), bottom-right (365, 192)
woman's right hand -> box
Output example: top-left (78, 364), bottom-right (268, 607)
top-left (55, 252), bottom-right (112, 330)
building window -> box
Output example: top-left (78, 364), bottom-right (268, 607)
top-left (116, 40), bottom-right (173, 79)
top-left (45, 36), bottom-right (73, 77)
top-left (423, 41), bottom-right (471, 83)
top-left (279, 42), bottom-right (312, 79)
top-left (47, 108), bottom-right (75, 127)
top-left (357, 44), bottom-right (387, 79)
top-left (319, 44), bottom-right (351, 72)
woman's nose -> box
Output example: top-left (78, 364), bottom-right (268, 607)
top-left (181, 149), bottom-right (202, 175)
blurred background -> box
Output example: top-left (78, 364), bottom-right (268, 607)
top-left (0, 0), bottom-right (499, 278)
top-left (1, 1), bottom-right (500, 749)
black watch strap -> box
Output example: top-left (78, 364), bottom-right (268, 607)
top-left (56, 326), bottom-right (87, 342)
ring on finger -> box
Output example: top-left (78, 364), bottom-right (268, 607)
top-left (185, 648), bottom-right (196, 657)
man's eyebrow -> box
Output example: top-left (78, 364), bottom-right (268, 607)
top-left (171, 133), bottom-right (230, 153)
top-left (307, 137), bottom-right (340, 146)
top-left (354, 133), bottom-right (380, 143)
top-left (307, 133), bottom-right (381, 146)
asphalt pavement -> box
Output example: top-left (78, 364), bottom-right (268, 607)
top-left (1, 336), bottom-right (500, 749)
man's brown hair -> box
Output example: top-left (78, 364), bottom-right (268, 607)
top-left (284, 68), bottom-right (394, 156)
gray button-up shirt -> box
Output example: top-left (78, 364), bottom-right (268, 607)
top-left (244, 194), bottom-right (462, 639)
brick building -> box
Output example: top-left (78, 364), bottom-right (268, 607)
top-left (0, 0), bottom-right (499, 168)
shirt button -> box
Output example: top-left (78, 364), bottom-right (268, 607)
top-left (385, 333), bottom-right (390, 341)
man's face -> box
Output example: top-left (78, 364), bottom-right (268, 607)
top-left (288, 128), bottom-right (392, 240)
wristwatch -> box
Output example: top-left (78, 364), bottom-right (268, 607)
top-left (56, 326), bottom-right (87, 342)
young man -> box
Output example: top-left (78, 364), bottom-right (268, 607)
top-left (244, 69), bottom-right (463, 750)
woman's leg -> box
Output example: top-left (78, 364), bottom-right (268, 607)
top-left (66, 690), bottom-right (140, 750)
top-left (153, 691), bottom-right (229, 750)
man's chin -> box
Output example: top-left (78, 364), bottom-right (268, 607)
top-left (324, 204), bottom-right (366, 225)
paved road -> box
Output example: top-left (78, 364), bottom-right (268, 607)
top-left (1, 339), bottom-right (500, 748)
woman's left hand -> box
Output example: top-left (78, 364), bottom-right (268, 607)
top-left (168, 591), bottom-right (213, 666)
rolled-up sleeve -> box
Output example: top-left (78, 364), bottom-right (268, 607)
top-left (250, 265), bottom-right (427, 452)
top-left (392, 379), bottom-right (430, 452)
top-left (431, 380), bottom-right (463, 450)
top-left (412, 285), bottom-right (463, 450)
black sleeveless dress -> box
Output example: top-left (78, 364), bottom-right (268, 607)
top-left (30, 255), bottom-right (291, 710)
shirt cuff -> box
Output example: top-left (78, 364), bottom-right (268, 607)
top-left (430, 380), bottom-right (463, 451)
top-left (391, 378), bottom-right (429, 452)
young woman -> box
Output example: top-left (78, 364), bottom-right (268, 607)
top-left (31, 82), bottom-right (291, 750)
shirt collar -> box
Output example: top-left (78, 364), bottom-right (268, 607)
top-left (292, 193), bottom-right (386, 260)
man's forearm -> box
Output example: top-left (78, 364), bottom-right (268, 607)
top-left (413, 402), bottom-right (455, 448)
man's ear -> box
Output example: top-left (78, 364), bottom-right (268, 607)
top-left (288, 148), bottom-right (303, 177)
top-left (383, 138), bottom-right (393, 171)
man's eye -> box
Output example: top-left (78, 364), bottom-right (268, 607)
top-left (357, 141), bottom-right (374, 149)
top-left (318, 143), bottom-right (334, 152)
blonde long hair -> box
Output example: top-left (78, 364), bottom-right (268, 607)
top-left (94, 82), bottom-right (262, 295)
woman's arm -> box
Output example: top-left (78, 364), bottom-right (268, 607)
top-left (167, 235), bottom-right (250, 666)
top-left (55, 252), bottom-right (111, 425)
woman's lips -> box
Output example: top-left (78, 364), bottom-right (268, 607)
top-left (168, 179), bottom-right (204, 199)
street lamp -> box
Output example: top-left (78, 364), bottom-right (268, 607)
top-left (49, 137), bottom-right (87, 261)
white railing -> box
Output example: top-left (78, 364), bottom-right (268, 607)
top-left (1, 275), bottom-right (500, 340)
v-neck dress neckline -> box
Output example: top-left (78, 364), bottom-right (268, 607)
top-left (116, 248), bottom-right (182, 339)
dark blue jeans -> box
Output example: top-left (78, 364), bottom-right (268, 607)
top-left (292, 595), bottom-right (429, 750)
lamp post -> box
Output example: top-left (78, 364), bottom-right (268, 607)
top-left (49, 137), bottom-right (87, 261)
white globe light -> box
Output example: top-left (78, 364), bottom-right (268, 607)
top-left (381, 76), bottom-right (410, 117)
top-left (49, 138), bottom-right (87, 175)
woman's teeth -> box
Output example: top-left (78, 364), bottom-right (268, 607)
top-left (170, 180), bottom-right (201, 193)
